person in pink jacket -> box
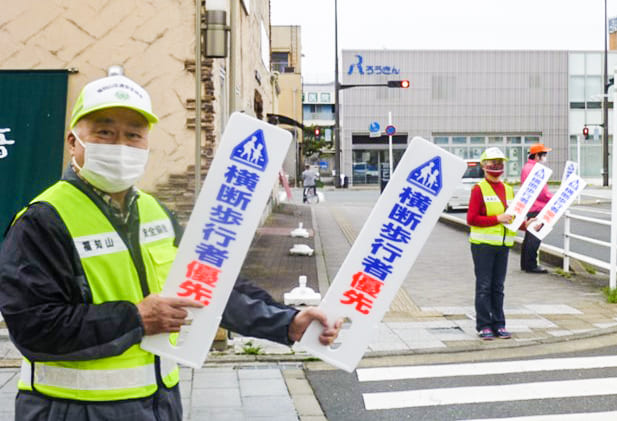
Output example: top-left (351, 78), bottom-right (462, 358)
top-left (520, 143), bottom-right (553, 273)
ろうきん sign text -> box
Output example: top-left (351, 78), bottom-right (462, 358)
top-left (141, 113), bottom-right (291, 368)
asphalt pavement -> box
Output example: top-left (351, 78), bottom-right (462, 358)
top-left (0, 186), bottom-right (616, 420)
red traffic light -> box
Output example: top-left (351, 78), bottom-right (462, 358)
top-left (387, 80), bottom-right (410, 88)
top-left (583, 127), bottom-right (589, 139)
top-left (314, 127), bottom-right (321, 137)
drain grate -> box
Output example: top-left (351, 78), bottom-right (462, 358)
top-left (427, 326), bottom-right (464, 334)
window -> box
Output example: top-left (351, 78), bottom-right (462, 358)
top-left (586, 53), bottom-right (602, 75)
top-left (271, 52), bottom-right (289, 73)
top-left (433, 136), bottom-right (448, 144)
top-left (569, 53), bottom-right (585, 75)
top-left (307, 92), bottom-right (318, 103)
top-left (320, 92), bottom-right (331, 103)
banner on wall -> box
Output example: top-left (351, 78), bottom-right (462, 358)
top-left (0, 70), bottom-right (69, 240)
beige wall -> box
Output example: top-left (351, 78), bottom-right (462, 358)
top-left (229, 0), bottom-right (274, 118)
top-left (1, 0), bottom-right (197, 192)
top-left (271, 25), bottom-right (301, 73)
top-left (0, 0), bottom-right (280, 195)
top-left (270, 25), bottom-right (303, 181)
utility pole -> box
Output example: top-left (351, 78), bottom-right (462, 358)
top-left (603, 0), bottom-right (609, 186)
top-left (333, 0), bottom-right (341, 187)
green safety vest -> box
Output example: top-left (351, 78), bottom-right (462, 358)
top-left (469, 180), bottom-right (516, 247)
top-left (17, 181), bottom-right (179, 401)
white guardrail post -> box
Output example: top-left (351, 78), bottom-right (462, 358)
top-left (563, 211), bottom-right (571, 273)
top-left (611, 66), bottom-right (617, 290)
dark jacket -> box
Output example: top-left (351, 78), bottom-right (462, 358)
top-left (0, 167), bottom-right (298, 421)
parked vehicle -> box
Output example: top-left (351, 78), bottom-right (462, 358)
top-left (445, 160), bottom-right (484, 212)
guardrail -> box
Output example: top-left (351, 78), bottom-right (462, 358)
top-left (563, 210), bottom-right (616, 289)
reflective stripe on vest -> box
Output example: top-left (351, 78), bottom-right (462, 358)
top-left (469, 180), bottom-right (516, 247)
top-left (16, 181), bottom-right (179, 401)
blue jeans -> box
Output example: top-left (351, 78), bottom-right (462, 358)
top-left (471, 243), bottom-right (509, 332)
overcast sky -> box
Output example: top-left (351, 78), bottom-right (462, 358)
top-left (271, 0), bottom-right (617, 83)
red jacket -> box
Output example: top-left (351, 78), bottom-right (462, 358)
top-left (467, 179), bottom-right (508, 227)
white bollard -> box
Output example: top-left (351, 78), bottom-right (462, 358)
top-left (290, 222), bottom-right (309, 238)
top-left (284, 275), bottom-right (322, 306)
top-left (289, 244), bottom-right (314, 256)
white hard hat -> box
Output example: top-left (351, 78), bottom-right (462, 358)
top-left (480, 147), bottom-right (508, 162)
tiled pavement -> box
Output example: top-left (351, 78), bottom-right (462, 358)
top-left (0, 187), bottom-right (616, 420)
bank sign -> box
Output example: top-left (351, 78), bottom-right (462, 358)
top-left (347, 54), bottom-right (401, 76)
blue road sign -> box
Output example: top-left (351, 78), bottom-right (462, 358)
top-left (369, 121), bottom-right (380, 133)
top-left (385, 125), bottom-right (396, 136)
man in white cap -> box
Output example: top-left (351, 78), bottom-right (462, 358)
top-left (0, 72), bottom-right (340, 420)
top-left (467, 147), bottom-right (515, 341)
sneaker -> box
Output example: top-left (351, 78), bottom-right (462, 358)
top-left (478, 328), bottom-right (495, 340)
top-left (495, 328), bottom-right (511, 339)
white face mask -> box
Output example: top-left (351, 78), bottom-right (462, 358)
top-left (540, 156), bottom-right (547, 163)
top-left (71, 131), bottom-right (149, 193)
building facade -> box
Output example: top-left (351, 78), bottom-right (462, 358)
top-left (340, 50), bottom-right (617, 185)
top-left (0, 0), bottom-right (281, 222)
top-left (271, 25), bottom-right (303, 184)
top-left (303, 82), bottom-right (335, 176)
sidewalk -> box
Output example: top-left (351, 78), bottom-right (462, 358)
top-left (0, 187), bottom-right (616, 420)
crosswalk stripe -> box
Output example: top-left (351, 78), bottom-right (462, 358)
top-left (460, 411), bottom-right (617, 421)
top-left (363, 377), bottom-right (617, 410)
top-left (356, 355), bottom-right (617, 382)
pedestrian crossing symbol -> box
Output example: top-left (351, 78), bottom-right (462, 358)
top-left (407, 156), bottom-right (442, 196)
top-left (230, 129), bottom-right (269, 171)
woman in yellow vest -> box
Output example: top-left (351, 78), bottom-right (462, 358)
top-left (467, 147), bottom-right (516, 340)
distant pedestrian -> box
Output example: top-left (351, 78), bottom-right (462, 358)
top-left (467, 147), bottom-right (515, 340)
top-left (520, 143), bottom-right (553, 274)
top-left (302, 164), bottom-right (318, 203)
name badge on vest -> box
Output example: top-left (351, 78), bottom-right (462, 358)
top-left (73, 232), bottom-right (127, 258)
top-left (484, 196), bottom-right (500, 202)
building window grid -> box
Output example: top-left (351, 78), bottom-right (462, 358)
top-left (431, 135), bottom-right (542, 179)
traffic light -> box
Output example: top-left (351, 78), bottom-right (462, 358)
top-left (583, 126), bottom-right (589, 140)
top-left (314, 127), bottom-right (321, 138)
top-left (387, 80), bottom-right (410, 88)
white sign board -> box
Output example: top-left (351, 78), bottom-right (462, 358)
top-left (141, 112), bottom-right (291, 368)
top-left (561, 161), bottom-right (578, 185)
top-left (528, 175), bottom-right (586, 240)
top-left (298, 137), bottom-right (466, 372)
top-left (502, 163), bottom-right (552, 232)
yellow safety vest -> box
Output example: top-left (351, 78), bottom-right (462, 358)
top-left (469, 180), bottom-right (516, 247)
top-left (17, 181), bottom-right (179, 401)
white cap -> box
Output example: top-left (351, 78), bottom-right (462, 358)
top-left (480, 147), bottom-right (508, 162)
top-left (69, 75), bottom-right (158, 129)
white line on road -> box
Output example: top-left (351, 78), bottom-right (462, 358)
top-left (459, 411), bottom-right (617, 421)
top-left (356, 355), bottom-right (617, 382)
top-left (363, 377), bottom-right (617, 410)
